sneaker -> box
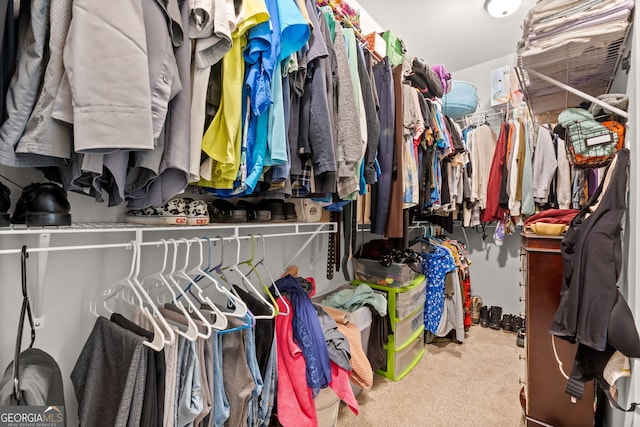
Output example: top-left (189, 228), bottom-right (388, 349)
top-left (125, 198), bottom-right (188, 225)
top-left (471, 295), bottom-right (483, 325)
top-left (185, 199), bottom-right (210, 226)
top-left (0, 180), bottom-right (10, 227)
top-left (208, 199), bottom-right (247, 223)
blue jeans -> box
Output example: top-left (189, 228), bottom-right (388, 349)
top-left (245, 325), bottom-right (264, 427)
top-left (213, 333), bottom-right (230, 427)
top-left (258, 335), bottom-right (278, 427)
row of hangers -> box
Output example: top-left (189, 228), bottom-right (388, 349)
top-left (90, 235), bottom-right (291, 352)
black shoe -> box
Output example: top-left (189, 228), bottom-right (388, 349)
top-left (257, 199), bottom-right (285, 222)
top-left (516, 328), bottom-right (525, 348)
top-left (0, 180), bottom-right (10, 227)
top-left (488, 306), bottom-right (502, 330)
top-left (284, 202), bottom-right (297, 222)
top-left (11, 182), bottom-right (71, 226)
top-left (479, 306), bottom-right (489, 328)
top-left (512, 315), bottom-right (524, 333)
top-left (236, 200), bottom-right (271, 222)
top-left (208, 199), bottom-right (247, 223)
top-left (501, 314), bottom-right (513, 332)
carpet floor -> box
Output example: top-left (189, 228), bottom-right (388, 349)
top-left (337, 325), bottom-right (526, 427)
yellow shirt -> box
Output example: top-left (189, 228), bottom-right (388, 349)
top-left (199, 0), bottom-right (269, 189)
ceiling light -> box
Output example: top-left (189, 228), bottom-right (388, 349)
top-left (484, 0), bottom-right (522, 18)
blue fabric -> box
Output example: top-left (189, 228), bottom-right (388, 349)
top-left (257, 335), bottom-right (278, 427)
top-left (276, 0), bottom-right (310, 61)
top-left (213, 333), bottom-right (230, 427)
top-left (271, 73), bottom-right (291, 181)
top-left (263, 61), bottom-right (288, 166)
top-left (176, 339), bottom-right (203, 427)
top-left (423, 246), bottom-right (457, 333)
top-left (245, 325), bottom-right (264, 427)
top-left (275, 275), bottom-right (332, 396)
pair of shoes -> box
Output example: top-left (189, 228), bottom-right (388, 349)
top-left (208, 199), bottom-right (248, 223)
top-left (256, 199), bottom-right (298, 222)
top-left (10, 182), bottom-right (72, 226)
top-left (470, 295), bottom-right (483, 325)
top-left (0, 180), bottom-right (10, 227)
top-left (236, 200), bottom-right (271, 222)
top-left (126, 198), bottom-right (209, 226)
top-left (488, 306), bottom-right (502, 330)
top-left (479, 306), bottom-right (490, 328)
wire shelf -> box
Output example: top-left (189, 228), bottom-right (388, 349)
top-left (516, 10), bottom-right (632, 123)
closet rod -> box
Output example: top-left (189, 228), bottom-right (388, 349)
top-left (0, 228), bottom-right (330, 256)
top-left (525, 69), bottom-right (629, 119)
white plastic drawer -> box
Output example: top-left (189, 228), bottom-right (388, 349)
top-left (392, 308), bottom-right (424, 349)
top-left (395, 279), bottom-right (426, 320)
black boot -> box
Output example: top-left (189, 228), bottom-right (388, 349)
top-left (512, 315), bottom-right (524, 333)
top-left (489, 306), bottom-right (502, 330)
top-left (501, 314), bottom-right (513, 332)
top-left (516, 328), bottom-right (525, 348)
top-left (479, 306), bottom-right (489, 328)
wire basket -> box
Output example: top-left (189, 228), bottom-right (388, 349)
top-left (564, 117), bottom-right (625, 169)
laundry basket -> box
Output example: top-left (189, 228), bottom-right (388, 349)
top-left (442, 80), bottom-right (479, 119)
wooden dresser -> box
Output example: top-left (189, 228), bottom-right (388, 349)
top-left (520, 232), bottom-right (594, 427)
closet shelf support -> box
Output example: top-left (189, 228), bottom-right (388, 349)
top-left (524, 69), bottom-right (629, 120)
top-left (282, 224), bottom-right (327, 271)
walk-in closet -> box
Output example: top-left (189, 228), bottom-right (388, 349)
top-left (0, 0), bottom-right (638, 426)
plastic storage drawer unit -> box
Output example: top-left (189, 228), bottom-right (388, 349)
top-left (352, 258), bottom-right (418, 287)
top-left (391, 307), bottom-right (425, 349)
top-left (379, 329), bottom-right (425, 381)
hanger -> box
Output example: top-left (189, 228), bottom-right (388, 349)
top-left (175, 238), bottom-right (228, 330)
top-left (130, 241), bottom-right (175, 347)
top-left (224, 234), bottom-right (276, 320)
top-left (167, 238), bottom-right (214, 339)
top-left (139, 239), bottom-right (199, 342)
top-left (90, 241), bottom-right (165, 351)
top-left (236, 234), bottom-right (280, 316)
top-left (251, 234), bottom-right (290, 316)
top-left (13, 246), bottom-right (35, 402)
top-left (194, 237), bottom-right (249, 320)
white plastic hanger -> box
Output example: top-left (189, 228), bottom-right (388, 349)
top-left (188, 237), bottom-right (248, 320)
top-left (130, 240), bottom-right (176, 346)
top-left (140, 239), bottom-right (199, 342)
top-left (90, 242), bottom-right (165, 351)
top-left (225, 234), bottom-right (276, 320)
top-left (167, 238), bottom-right (214, 339)
top-left (247, 234), bottom-right (290, 316)
top-left (174, 238), bottom-right (228, 331)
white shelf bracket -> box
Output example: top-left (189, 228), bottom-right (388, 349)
top-left (283, 224), bottom-right (326, 271)
top-left (525, 69), bottom-right (630, 120)
top-left (33, 232), bottom-right (51, 329)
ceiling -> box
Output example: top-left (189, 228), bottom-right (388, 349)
top-left (353, 0), bottom-right (538, 72)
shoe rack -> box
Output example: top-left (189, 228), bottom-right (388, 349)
top-left (0, 221), bottom-right (336, 329)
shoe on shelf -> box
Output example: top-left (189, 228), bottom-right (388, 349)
top-left (471, 295), bottom-right (483, 325)
top-left (284, 202), bottom-right (298, 222)
top-left (479, 306), bottom-right (490, 328)
top-left (0, 180), bottom-right (10, 227)
top-left (184, 199), bottom-right (210, 226)
top-left (237, 200), bottom-right (271, 222)
top-left (516, 327), bottom-right (525, 348)
top-left (208, 199), bottom-right (247, 223)
top-left (125, 198), bottom-right (188, 225)
top-left (488, 306), bottom-right (502, 330)
top-left (257, 199), bottom-right (285, 222)
top-left (500, 314), bottom-right (513, 332)
top-left (11, 182), bottom-right (72, 226)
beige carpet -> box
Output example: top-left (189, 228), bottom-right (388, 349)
top-left (337, 326), bottom-right (526, 427)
